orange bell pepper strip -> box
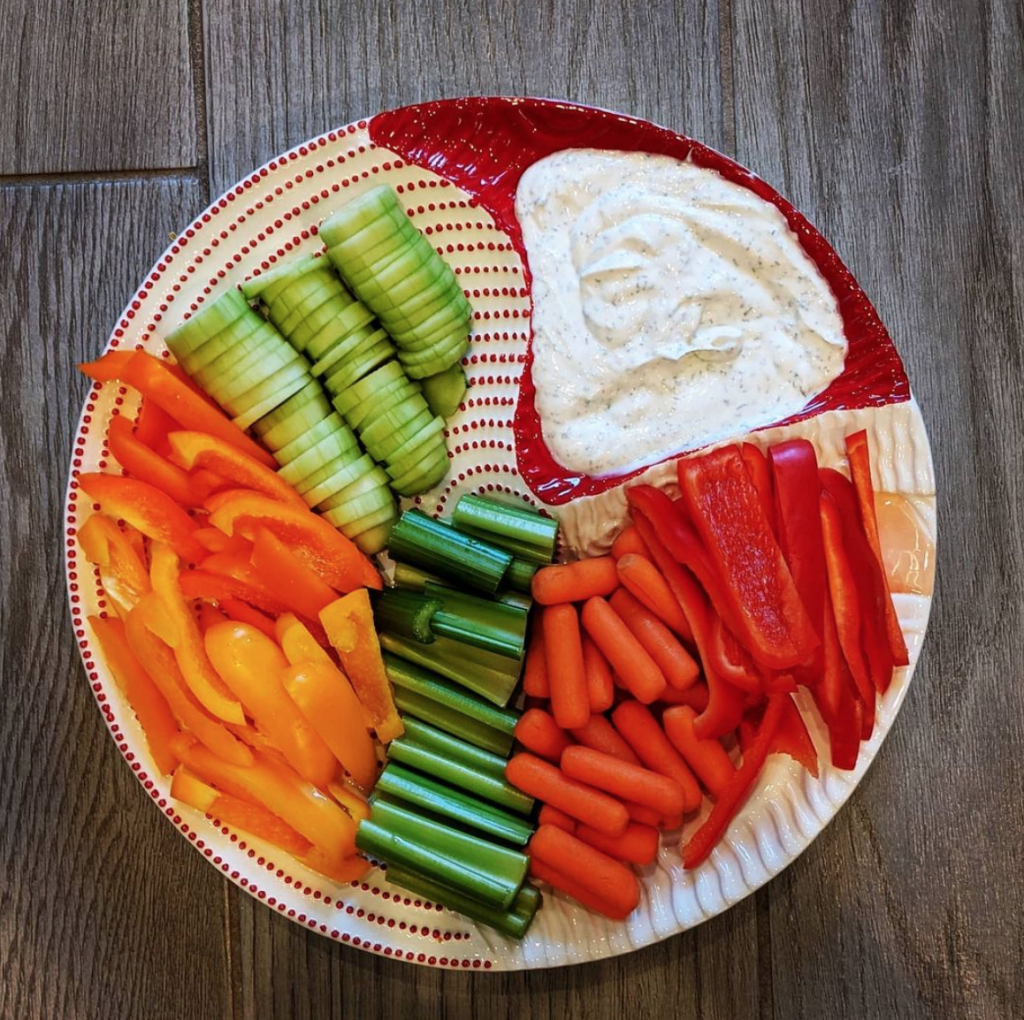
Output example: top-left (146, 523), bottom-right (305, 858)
top-left (171, 766), bottom-right (313, 857)
top-left (194, 527), bottom-right (252, 556)
top-left (195, 551), bottom-right (292, 615)
top-left (134, 396), bottom-right (178, 455)
top-left (195, 601), bottom-right (230, 632)
top-left (327, 779), bottom-right (371, 823)
top-left (179, 568), bottom-right (290, 618)
top-left (250, 526), bottom-right (339, 621)
top-left (125, 598), bottom-right (254, 766)
top-left (107, 351), bottom-right (277, 468)
top-left (275, 613), bottom-right (335, 668)
top-left (204, 622), bottom-right (338, 789)
top-left (844, 430), bottom-right (910, 667)
top-left (301, 850), bottom-right (371, 883)
top-left (219, 597), bottom-right (277, 639)
top-left (78, 514), bottom-right (151, 617)
top-left (280, 661), bottom-right (379, 793)
top-left (79, 350), bottom-right (137, 382)
top-left (166, 431), bottom-right (305, 509)
top-left (88, 614), bottom-right (179, 774)
top-left (171, 734), bottom-right (357, 861)
top-left (207, 491), bottom-right (382, 592)
top-left (107, 416), bottom-right (205, 508)
top-left (77, 473), bottom-right (206, 564)
top-left (149, 542), bottom-right (246, 724)
top-left (320, 590), bottom-right (403, 743)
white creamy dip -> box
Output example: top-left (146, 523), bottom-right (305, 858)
top-left (516, 149), bottom-right (849, 477)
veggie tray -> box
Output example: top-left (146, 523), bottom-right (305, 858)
top-left (64, 98), bottom-right (936, 969)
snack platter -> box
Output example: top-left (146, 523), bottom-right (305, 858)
top-left (65, 97), bottom-right (935, 969)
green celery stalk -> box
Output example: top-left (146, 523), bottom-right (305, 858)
top-left (387, 740), bottom-right (534, 814)
top-left (455, 525), bottom-right (553, 565)
top-left (452, 494), bottom-right (558, 562)
top-left (505, 558), bottom-right (539, 593)
top-left (358, 798), bottom-right (528, 908)
top-left (423, 584), bottom-right (527, 660)
top-left (384, 864), bottom-right (541, 939)
top-left (495, 590), bottom-right (533, 613)
top-left (373, 590), bottom-right (440, 643)
top-left (400, 717), bottom-right (509, 778)
top-left (375, 764), bottom-right (535, 845)
top-left (392, 561), bottom-right (445, 592)
top-left (394, 688), bottom-right (513, 757)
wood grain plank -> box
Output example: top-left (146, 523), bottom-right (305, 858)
top-left (201, 0), bottom-right (724, 197)
top-left (731, 0), bottom-right (1024, 1017)
top-left (0, 179), bottom-right (234, 1020)
top-left (0, 0), bottom-right (197, 174)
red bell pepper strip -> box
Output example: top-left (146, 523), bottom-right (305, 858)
top-left (811, 582), bottom-right (862, 770)
top-left (111, 351), bottom-right (278, 468)
top-left (844, 431), bottom-right (910, 667)
top-left (206, 491), bottom-right (382, 593)
top-left (819, 490), bottom-right (875, 739)
top-left (707, 614), bottom-right (761, 694)
top-left (107, 416), bottom-right (205, 508)
top-left (78, 513), bottom-right (151, 617)
top-left (741, 443), bottom-right (776, 536)
top-left (166, 430), bottom-right (306, 509)
top-left (134, 397), bottom-right (178, 456)
top-left (682, 693), bottom-right (786, 869)
top-left (80, 350), bottom-right (208, 399)
top-left (249, 526), bottom-right (339, 621)
top-left (631, 512), bottom-right (746, 739)
top-left (820, 469), bottom-right (895, 694)
top-left (738, 694), bottom-right (818, 777)
top-left (678, 447), bottom-right (820, 671)
top-left (88, 614), bottom-right (179, 774)
top-left (77, 473), bottom-right (207, 564)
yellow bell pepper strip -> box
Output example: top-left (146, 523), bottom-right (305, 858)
top-left (107, 416), bottom-right (205, 508)
top-left (204, 622), bottom-right (338, 789)
top-left (321, 590), bottom-right (404, 743)
top-left (844, 430), bottom-right (910, 667)
top-left (195, 601), bottom-right (230, 633)
top-left (171, 734), bottom-right (358, 861)
top-left (166, 431), bottom-right (307, 509)
top-left (88, 614), bottom-right (179, 775)
top-left (251, 527), bottom-right (339, 621)
top-left (225, 723), bottom-right (292, 769)
top-left (149, 542), bottom-right (246, 724)
top-left (111, 351), bottom-right (278, 468)
top-left (280, 661), bottom-right (379, 793)
top-left (275, 613), bottom-right (335, 668)
top-left (170, 766), bottom-right (314, 857)
top-left (125, 598), bottom-right (254, 766)
top-left (327, 779), bottom-right (372, 823)
top-left (78, 514), bottom-right (151, 618)
top-left (77, 473), bottom-right (207, 564)
top-left (207, 491), bottom-right (382, 593)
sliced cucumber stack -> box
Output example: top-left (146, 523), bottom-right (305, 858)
top-left (320, 185), bottom-right (472, 407)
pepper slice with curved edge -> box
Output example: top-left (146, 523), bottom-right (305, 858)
top-left (80, 350), bottom-right (209, 399)
top-left (630, 512), bottom-right (746, 739)
top-left (275, 613), bottom-right (336, 669)
top-left (739, 693), bottom-right (818, 777)
top-left (148, 542), bottom-right (246, 725)
top-left (77, 473), bottom-right (207, 564)
top-left (820, 469), bottom-right (895, 695)
top-left (844, 430), bottom-right (910, 667)
top-left (125, 597), bottom-right (254, 766)
top-left (249, 526), bottom-right (339, 621)
top-left (819, 489), bottom-right (875, 739)
top-left (682, 693), bottom-right (786, 869)
top-left (320, 590), bottom-right (404, 744)
top-left (740, 443), bottom-right (776, 537)
top-left (107, 416), bottom-right (205, 508)
top-left (134, 397), bottom-right (178, 456)
top-left (88, 614), bottom-right (179, 775)
top-left (78, 514), bottom-right (151, 618)
top-left (707, 614), bottom-right (762, 694)
top-left (166, 430), bottom-right (306, 509)
top-left (171, 734), bottom-right (358, 863)
top-left (811, 582), bottom-right (862, 770)
top-left (206, 491), bottom-right (382, 593)
top-left (204, 621), bottom-right (338, 789)
top-left (677, 447), bottom-right (819, 671)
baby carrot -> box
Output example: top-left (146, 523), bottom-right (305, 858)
top-left (538, 804), bottom-right (577, 833)
top-left (529, 858), bottom-right (634, 921)
top-left (662, 705), bottom-right (737, 797)
top-left (514, 708), bottom-right (573, 762)
top-left (623, 801), bottom-right (662, 827)
top-left (580, 597), bottom-right (667, 704)
top-left (582, 635), bottom-right (615, 713)
top-left (611, 525), bottom-right (650, 560)
top-left (616, 553), bottom-right (693, 640)
top-left (543, 604), bottom-right (590, 729)
top-left (532, 557), bottom-right (619, 605)
top-left (505, 752), bottom-right (628, 836)
top-left (530, 824), bottom-right (640, 919)
top-left (569, 714), bottom-right (641, 765)
top-left (561, 745), bottom-right (685, 817)
top-left (656, 682), bottom-right (710, 711)
top-left (576, 820), bottom-right (659, 866)
top-left (609, 589), bottom-right (700, 690)
top-left (611, 701), bottom-right (702, 812)
top-left (522, 615), bottom-right (550, 698)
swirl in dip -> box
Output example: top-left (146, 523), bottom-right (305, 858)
top-left (516, 149), bottom-right (849, 477)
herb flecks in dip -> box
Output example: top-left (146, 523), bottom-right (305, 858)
top-left (516, 149), bottom-right (848, 477)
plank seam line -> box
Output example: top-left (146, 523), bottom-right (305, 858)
top-left (718, 0), bottom-right (737, 155)
top-left (186, 0), bottom-right (211, 208)
top-left (0, 167), bottom-right (202, 187)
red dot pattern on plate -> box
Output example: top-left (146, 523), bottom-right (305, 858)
top-left (64, 119), bottom-right (521, 971)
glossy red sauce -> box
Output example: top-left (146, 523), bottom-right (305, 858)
top-left (371, 97), bottom-right (910, 505)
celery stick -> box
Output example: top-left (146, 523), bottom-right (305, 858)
top-left (394, 688), bottom-right (513, 757)
top-left (376, 765), bottom-right (534, 845)
top-left (452, 494), bottom-right (558, 562)
top-left (373, 590), bottom-right (440, 643)
top-left (422, 581), bottom-right (527, 659)
top-left (400, 717), bottom-right (508, 777)
top-left (505, 558), bottom-right (539, 593)
top-left (392, 561), bottom-right (445, 592)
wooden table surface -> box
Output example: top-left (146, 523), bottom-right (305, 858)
top-left (2, 0), bottom-right (1022, 1017)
